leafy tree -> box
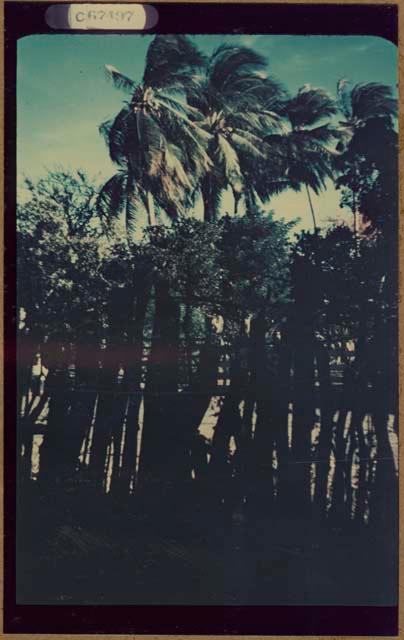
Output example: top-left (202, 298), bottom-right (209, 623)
top-left (143, 219), bottom-right (223, 310)
top-left (20, 168), bottom-right (100, 236)
top-left (17, 170), bottom-right (107, 345)
top-left (217, 211), bottom-right (293, 327)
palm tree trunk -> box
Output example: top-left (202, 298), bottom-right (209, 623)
top-left (305, 184), bottom-right (318, 233)
top-left (233, 190), bottom-right (241, 216)
top-left (352, 162), bottom-right (360, 257)
top-left (146, 190), bottom-right (157, 226)
top-left (201, 175), bottom-right (216, 222)
top-left (352, 194), bottom-right (360, 258)
top-left (125, 169), bottom-right (135, 234)
top-left (245, 187), bottom-right (257, 217)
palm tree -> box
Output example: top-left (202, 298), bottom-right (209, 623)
top-left (335, 81), bottom-right (398, 525)
top-left (98, 36), bottom-right (211, 233)
top-left (97, 37), bottom-right (223, 500)
top-left (187, 44), bottom-right (286, 221)
top-left (335, 80), bottom-right (397, 243)
top-left (337, 80), bottom-right (397, 134)
top-left (264, 85), bottom-right (339, 233)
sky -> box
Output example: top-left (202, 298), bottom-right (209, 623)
top-left (17, 33), bottom-right (397, 232)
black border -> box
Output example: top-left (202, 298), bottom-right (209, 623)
top-left (4, 2), bottom-right (399, 635)
top-left (3, 2), bottom-right (400, 40)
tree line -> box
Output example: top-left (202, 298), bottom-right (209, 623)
top-left (17, 36), bottom-right (398, 531)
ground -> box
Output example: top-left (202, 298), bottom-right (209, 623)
top-left (17, 483), bottom-right (396, 606)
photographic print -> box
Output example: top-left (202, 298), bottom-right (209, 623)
top-left (6, 3), bottom-right (399, 633)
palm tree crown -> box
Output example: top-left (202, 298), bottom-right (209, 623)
top-left (264, 85), bottom-right (340, 230)
top-left (187, 44), bottom-right (286, 220)
top-left (335, 80), bottom-right (397, 241)
top-left (337, 80), bottom-right (397, 128)
top-left (98, 36), bottom-right (211, 231)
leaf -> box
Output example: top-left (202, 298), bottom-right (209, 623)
top-left (97, 172), bottom-right (127, 224)
top-left (209, 45), bottom-right (267, 91)
top-left (216, 134), bottom-right (243, 194)
top-left (349, 82), bottom-right (397, 123)
top-left (143, 35), bottom-right (206, 91)
top-left (286, 86), bottom-right (337, 129)
top-left (104, 65), bottom-right (137, 94)
top-left (99, 106), bottom-right (131, 166)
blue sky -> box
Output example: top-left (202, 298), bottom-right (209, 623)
top-left (17, 34), bottom-right (397, 231)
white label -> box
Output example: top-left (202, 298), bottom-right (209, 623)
top-left (47, 3), bottom-right (158, 30)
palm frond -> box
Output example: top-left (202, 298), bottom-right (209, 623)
top-left (227, 108), bottom-right (282, 135)
top-left (105, 64), bottom-right (137, 94)
top-left (209, 45), bottom-right (267, 90)
top-left (143, 35), bottom-right (206, 91)
top-left (349, 82), bottom-right (397, 122)
top-left (186, 75), bottom-right (212, 114)
top-left (264, 126), bottom-right (335, 196)
top-left (205, 45), bottom-right (288, 119)
top-left (286, 86), bottom-right (337, 128)
top-left (155, 91), bottom-right (203, 119)
top-left (154, 147), bottom-right (193, 213)
top-left (99, 106), bottom-right (131, 166)
top-left (226, 75), bottom-right (287, 111)
top-left (336, 78), bottom-right (352, 120)
top-left (157, 104), bottom-right (212, 179)
top-left (156, 95), bottom-right (211, 141)
top-left (97, 172), bottom-right (128, 224)
top-left (293, 124), bottom-right (340, 146)
top-left (133, 109), bottom-right (164, 170)
top-left (230, 131), bottom-right (266, 161)
top-left (216, 134), bottom-right (243, 195)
